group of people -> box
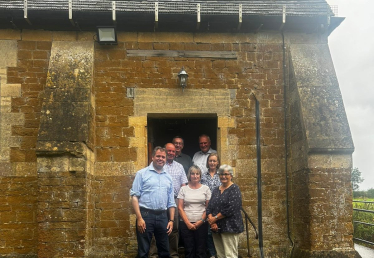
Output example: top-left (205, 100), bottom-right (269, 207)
top-left (130, 135), bottom-right (244, 258)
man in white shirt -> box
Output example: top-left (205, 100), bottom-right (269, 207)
top-left (192, 134), bottom-right (217, 174)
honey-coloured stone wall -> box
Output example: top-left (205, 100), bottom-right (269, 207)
top-left (0, 30), bottom-right (357, 258)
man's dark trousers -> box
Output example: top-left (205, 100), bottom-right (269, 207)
top-left (136, 208), bottom-right (170, 258)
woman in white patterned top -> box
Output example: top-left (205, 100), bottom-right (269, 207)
top-left (200, 153), bottom-right (221, 258)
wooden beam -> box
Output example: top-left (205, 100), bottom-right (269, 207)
top-left (69, 0), bottom-right (75, 26)
top-left (112, 1), bottom-right (116, 25)
top-left (23, 0), bottom-right (32, 25)
top-left (197, 3), bottom-right (200, 30)
top-left (127, 50), bottom-right (237, 59)
top-left (238, 4), bottom-right (242, 30)
top-left (155, 2), bottom-right (159, 29)
top-left (279, 5), bottom-right (286, 31)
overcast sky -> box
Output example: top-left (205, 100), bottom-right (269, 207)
top-left (327, 0), bottom-right (374, 190)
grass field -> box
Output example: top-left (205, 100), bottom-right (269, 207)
top-left (353, 199), bottom-right (374, 247)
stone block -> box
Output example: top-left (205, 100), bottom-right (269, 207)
top-left (52, 31), bottom-right (77, 41)
top-left (0, 40), bottom-right (17, 68)
top-left (12, 162), bottom-right (37, 176)
top-left (1, 84), bottom-right (21, 97)
top-left (138, 32), bottom-right (193, 43)
top-left (133, 88), bottom-right (231, 116)
top-left (117, 32), bottom-right (138, 42)
top-left (94, 162), bottom-right (134, 176)
top-left (0, 29), bottom-right (21, 40)
top-left (194, 33), bottom-right (249, 44)
top-left (308, 154), bottom-right (352, 169)
top-left (77, 31), bottom-right (96, 41)
top-left (37, 41), bottom-right (52, 50)
top-left (22, 30), bottom-right (52, 41)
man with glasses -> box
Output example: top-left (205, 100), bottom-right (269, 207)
top-left (172, 136), bottom-right (193, 175)
top-left (192, 134), bottom-right (217, 174)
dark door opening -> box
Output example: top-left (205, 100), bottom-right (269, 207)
top-left (147, 114), bottom-right (217, 161)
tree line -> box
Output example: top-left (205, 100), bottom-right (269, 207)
top-left (351, 167), bottom-right (374, 199)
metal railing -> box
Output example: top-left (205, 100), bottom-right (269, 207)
top-left (353, 201), bottom-right (374, 246)
top-left (241, 207), bottom-right (259, 257)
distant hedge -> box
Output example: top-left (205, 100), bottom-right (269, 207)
top-left (353, 188), bottom-right (374, 199)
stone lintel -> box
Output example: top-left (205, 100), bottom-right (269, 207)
top-left (133, 88), bottom-right (232, 117)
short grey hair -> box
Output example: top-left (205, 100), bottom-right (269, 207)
top-left (199, 134), bottom-right (211, 142)
top-left (218, 164), bottom-right (234, 176)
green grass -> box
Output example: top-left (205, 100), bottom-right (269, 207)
top-left (353, 199), bottom-right (374, 247)
top-left (354, 198), bottom-right (374, 202)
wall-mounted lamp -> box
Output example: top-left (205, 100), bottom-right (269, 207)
top-left (178, 67), bottom-right (188, 91)
top-left (96, 26), bottom-right (117, 45)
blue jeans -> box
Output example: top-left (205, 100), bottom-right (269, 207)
top-left (136, 208), bottom-right (170, 258)
top-left (207, 227), bottom-right (216, 256)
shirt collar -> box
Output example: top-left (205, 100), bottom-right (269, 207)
top-left (149, 162), bottom-right (167, 174)
top-left (199, 148), bottom-right (214, 155)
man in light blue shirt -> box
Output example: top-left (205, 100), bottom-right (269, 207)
top-left (131, 146), bottom-right (176, 258)
top-left (150, 143), bottom-right (188, 258)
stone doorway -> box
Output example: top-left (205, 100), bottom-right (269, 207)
top-left (147, 115), bottom-right (218, 161)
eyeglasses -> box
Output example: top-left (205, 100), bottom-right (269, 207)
top-left (219, 173), bottom-right (231, 177)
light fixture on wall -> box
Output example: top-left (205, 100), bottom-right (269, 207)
top-left (178, 67), bottom-right (188, 91)
top-left (96, 26), bottom-right (117, 45)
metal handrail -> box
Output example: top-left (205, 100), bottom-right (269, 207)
top-left (241, 207), bottom-right (259, 257)
top-left (352, 200), bottom-right (374, 246)
top-left (353, 208), bottom-right (374, 214)
top-left (354, 221), bottom-right (374, 227)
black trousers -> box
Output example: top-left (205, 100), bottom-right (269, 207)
top-left (179, 220), bottom-right (208, 258)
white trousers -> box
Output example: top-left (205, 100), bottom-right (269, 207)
top-left (212, 232), bottom-right (240, 258)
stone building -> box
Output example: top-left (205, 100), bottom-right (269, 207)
top-left (0, 0), bottom-right (358, 257)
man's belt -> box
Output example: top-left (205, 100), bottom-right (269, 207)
top-left (140, 207), bottom-right (167, 215)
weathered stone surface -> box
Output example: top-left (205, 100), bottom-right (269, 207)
top-left (35, 41), bottom-right (95, 257)
top-left (290, 44), bottom-right (354, 153)
top-left (288, 42), bottom-right (355, 257)
top-left (37, 41), bottom-right (94, 146)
